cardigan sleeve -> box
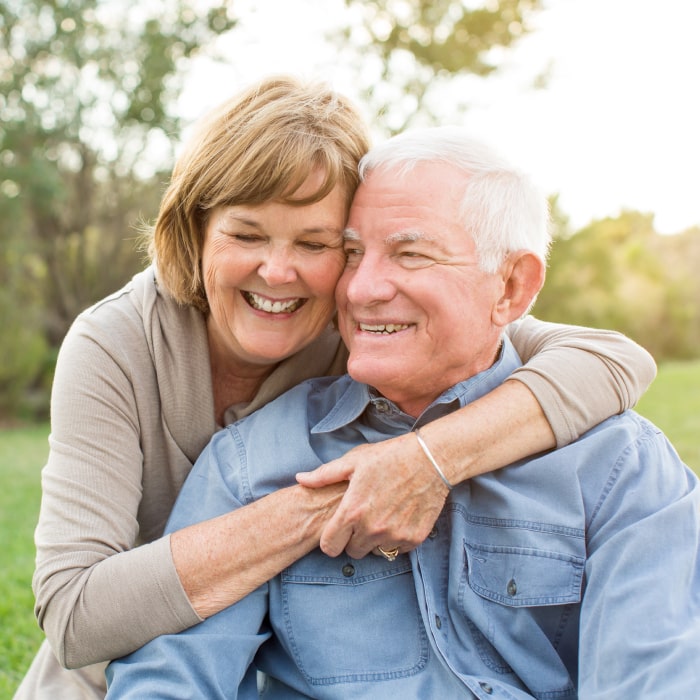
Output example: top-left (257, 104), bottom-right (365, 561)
top-left (505, 316), bottom-right (656, 447)
top-left (30, 282), bottom-right (346, 670)
top-left (32, 306), bottom-right (203, 669)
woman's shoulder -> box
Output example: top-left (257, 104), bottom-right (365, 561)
top-left (70, 266), bottom-right (202, 343)
top-left (69, 267), bottom-right (153, 333)
top-left (60, 266), bottom-right (207, 377)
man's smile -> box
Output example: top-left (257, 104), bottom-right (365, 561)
top-left (358, 322), bottom-right (411, 334)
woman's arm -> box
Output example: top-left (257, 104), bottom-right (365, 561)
top-left (170, 483), bottom-right (344, 619)
top-left (297, 317), bottom-right (656, 558)
top-left (33, 310), bottom-right (342, 668)
top-left (506, 315), bottom-right (656, 446)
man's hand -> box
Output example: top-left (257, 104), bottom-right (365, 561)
top-left (295, 432), bottom-right (449, 558)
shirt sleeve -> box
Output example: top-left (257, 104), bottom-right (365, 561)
top-left (578, 421), bottom-right (700, 696)
top-left (106, 432), bottom-right (268, 699)
top-left (505, 316), bottom-right (657, 447)
top-left (105, 603), bottom-right (267, 699)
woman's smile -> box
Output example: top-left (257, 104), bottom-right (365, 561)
top-left (242, 290), bottom-right (308, 315)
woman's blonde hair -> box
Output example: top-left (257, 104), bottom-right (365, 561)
top-left (150, 75), bottom-right (371, 311)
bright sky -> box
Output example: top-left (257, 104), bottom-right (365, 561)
top-left (179, 0), bottom-right (700, 234)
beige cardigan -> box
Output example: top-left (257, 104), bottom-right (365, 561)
top-left (15, 267), bottom-right (655, 698)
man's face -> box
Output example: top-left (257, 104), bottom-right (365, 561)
top-left (336, 162), bottom-right (506, 417)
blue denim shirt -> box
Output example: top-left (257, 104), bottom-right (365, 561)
top-left (107, 340), bottom-right (700, 699)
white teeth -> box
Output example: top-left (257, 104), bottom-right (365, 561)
top-left (245, 291), bottom-right (304, 314)
top-left (359, 323), bottom-right (409, 334)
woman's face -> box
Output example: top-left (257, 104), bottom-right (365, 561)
top-left (202, 172), bottom-right (347, 371)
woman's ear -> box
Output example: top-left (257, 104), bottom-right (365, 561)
top-left (492, 251), bottom-right (546, 326)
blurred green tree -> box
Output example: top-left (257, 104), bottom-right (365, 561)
top-left (337, 0), bottom-right (542, 133)
top-left (0, 0), bottom-right (236, 419)
top-left (534, 211), bottom-right (700, 360)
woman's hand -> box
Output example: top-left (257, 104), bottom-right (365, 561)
top-left (296, 432), bottom-right (449, 558)
top-left (296, 381), bottom-right (559, 559)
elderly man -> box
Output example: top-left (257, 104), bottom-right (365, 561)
top-left (107, 129), bottom-right (700, 698)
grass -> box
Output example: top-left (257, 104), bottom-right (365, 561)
top-left (635, 359), bottom-right (700, 474)
top-left (0, 424), bottom-right (49, 698)
top-left (0, 360), bottom-right (697, 696)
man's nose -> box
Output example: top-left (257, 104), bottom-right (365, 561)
top-left (258, 246), bottom-right (298, 286)
top-left (344, 254), bottom-right (396, 305)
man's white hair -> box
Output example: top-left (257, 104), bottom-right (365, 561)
top-left (358, 126), bottom-right (551, 273)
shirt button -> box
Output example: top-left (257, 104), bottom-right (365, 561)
top-left (479, 681), bottom-right (494, 694)
top-left (342, 564), bottom-right (355, 577)
top-left (374, 399), bottom-right (390, 413)
top-left (434, 614), bottom-right (442, 629)
top-left (428, 526), bottom-right (438, 539)
top-left (507, 578), bottom-right (517, 596)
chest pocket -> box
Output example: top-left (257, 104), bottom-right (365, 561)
top-left (458, 536), bottom-right (583, 695)
top-left (274, 549), bottom-right (428, 686)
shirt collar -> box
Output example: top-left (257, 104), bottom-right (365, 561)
top-left (311, 337), bottom-right (522, 435)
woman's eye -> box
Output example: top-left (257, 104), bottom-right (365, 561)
top-left (298, 241), bottom-right (328, 252)
top-left (231, 233), bottom-right (264, 244)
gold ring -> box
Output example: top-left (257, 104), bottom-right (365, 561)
top-left (377, 545), bottom-right (400, 562)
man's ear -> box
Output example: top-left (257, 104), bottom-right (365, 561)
top-left (492, 250), bottom-right (545, 326)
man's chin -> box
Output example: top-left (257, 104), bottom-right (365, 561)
top-left (347, 359), bottom-right (401, 390)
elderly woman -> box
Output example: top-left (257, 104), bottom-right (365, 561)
top-left (15, 76), bottom-right (655, 699)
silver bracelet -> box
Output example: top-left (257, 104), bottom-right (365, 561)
top-left (415, 429), bottom-right (453, 490)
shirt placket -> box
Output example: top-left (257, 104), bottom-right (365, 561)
top-left (413, 522), bottom-right (530, 700)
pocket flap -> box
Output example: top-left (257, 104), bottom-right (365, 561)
top-left (465, 542), bottom-right (584, 607)
top-left (282, 548), bottom-right (412, 585)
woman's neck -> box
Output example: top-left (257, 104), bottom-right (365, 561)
top-left (208, 347), bottom-right (277, 426)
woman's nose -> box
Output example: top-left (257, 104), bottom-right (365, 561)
top-left (258, 246), bottom-right (298, 286)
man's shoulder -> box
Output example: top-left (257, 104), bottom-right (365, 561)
top-left (479, 409), bottom-right (691, 501)
top-left (458, 409), bottom-right (696, 541)
top-left (565, 409), bottom-right (697, 504)
top-left (579, 409), bottom-right (672, 455)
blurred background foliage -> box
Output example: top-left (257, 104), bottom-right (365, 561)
top-left (1, 0), bottom-right (698, 422)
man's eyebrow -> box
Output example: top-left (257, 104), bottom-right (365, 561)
top-left (385, 229), bottom-right (436, 244)
top-left (343, 228), bottom-right (437, 244)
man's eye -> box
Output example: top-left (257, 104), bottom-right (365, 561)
top-left (398, 250), bottom-right (433, 268)
top-left (344, 247), bottom-right (363, 259)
